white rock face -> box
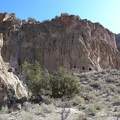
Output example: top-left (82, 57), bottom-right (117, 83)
top-left (0, 33), bottom-right (28, 109)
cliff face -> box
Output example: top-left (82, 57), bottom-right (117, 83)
top-left (0, 13), bottom-right (120, 73)
top-left (0, 33), bottom-right (28, 109)
top-left (115, 33), bottom-right (120, 51)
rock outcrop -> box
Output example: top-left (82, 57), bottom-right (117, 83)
top-left (0, 33), bottom-right (28, 109)
top-left (115, 33), bottom-right (120, 51)
top-left (0, 13), bottom-right (120, 73)
top-left (0, 13), bottom-right (11, 23)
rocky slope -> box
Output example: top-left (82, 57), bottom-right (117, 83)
top-left (0, 33), bottom-right (28, 109)
top-left (0, 13), bottom-right (120, 73)
top-left (0, 69), bottom-right (120, 120)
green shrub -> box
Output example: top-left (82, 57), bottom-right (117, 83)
top-left (22, 62), bottom-right (80, 99)
top-left (50, 67), bottom-right (80, 98)
top-left (10, 13), bottom-right (16, 19)
top-left (22, 61), bottom-right (51, 98)
top-left (28, 17), bottom-right (37, 23)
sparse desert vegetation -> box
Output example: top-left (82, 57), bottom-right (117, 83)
top-left (0, 69), bottom-right (120, 120)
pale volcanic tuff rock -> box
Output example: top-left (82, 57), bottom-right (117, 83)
top-left (0, 33), bottom-right (28, 109)
top-left (0, 13), bottom-right (11, 23)
top-left (0, 13), bottom-right (120, 73)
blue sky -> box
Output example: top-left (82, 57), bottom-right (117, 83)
top-left (0, 0), bottom-right (120, 33)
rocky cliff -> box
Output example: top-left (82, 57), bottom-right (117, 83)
top-left (0, 13), bottom-right (120, 73)
top-left (0, 33), bottom-right (28, 109)
top-left (115, 33), bottom-right (120, 51)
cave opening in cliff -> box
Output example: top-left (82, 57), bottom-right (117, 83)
top-left (18, 59), bottom-right (21, 66)
top-left (74, 65), bottom-right (76, 68)
top-left (82, 66), bottom-right (85, 70)
top-left (89, 68), bottom-right (92, 71)
top-left (53, 40), bottom-right (56, 45)
top-left (1, 84), bottom-right (4, 88)
top-left (8, 32), bottom-right (10, 37)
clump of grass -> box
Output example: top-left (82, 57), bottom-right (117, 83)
top-left (108, 84), bottom-right (117, 93)
top-left (79, 72), bottom-right (91, 81)
top-left (56, 95), bottom-right (85, 108)
top-left (22, 102), bottom-right (55, 119)
top-left (40, 103), bottom-right (53, 114)
top-left (99, 70), bottom-right (107, 74)
top-left (85, 103), bottom-right (102, 116)
top-left (85, 104), bottom-right (96, 116)
top-left (112, 97), bottom-right (120, 106)
top-left (106, 77), bottom-right (116, 83)
top-left (0, 106), bottom-right (8, 113)
top-left (73, 95), bottom-right (85, 104)
top-left (57, 100), bottom-right (74, 108)
top-left (75, 111), bottom-right (87, 120)
top-left (20, 111), bottom-right (36, 120)
top-left (104, 69), bottom-right (111, 73)
top-left (0, 114), bottom-right (10, 120)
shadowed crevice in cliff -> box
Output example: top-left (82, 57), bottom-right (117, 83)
top-left (115, 33), bottom-right (120, 51)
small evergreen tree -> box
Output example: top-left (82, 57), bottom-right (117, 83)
top-left (22, 61), bottom-right (50, 98)
top-left (28, 17), bottom-right (37, 23)
top-left (10, 13), bottom-right (16, 19)
top-left (50, 67), bottom-right (80, 98)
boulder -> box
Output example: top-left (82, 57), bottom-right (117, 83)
top-left (0, 34), bottom-right (28, 109)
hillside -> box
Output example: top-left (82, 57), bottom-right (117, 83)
top-left (0, 69), bottom-right (120, 120)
